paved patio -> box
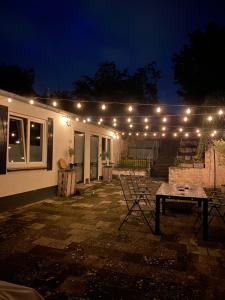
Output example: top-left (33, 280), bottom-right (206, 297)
top-left (0, 180), bottom-right (225, 299)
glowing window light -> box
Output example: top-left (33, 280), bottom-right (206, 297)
top-left (52, 101), bottom-right (57, 107)
top-left (218, 109), bottom-right (223, 115)
top-left (207, 115), bottom-right (213, 122)
top-left (8, 98), bottom-right (12, 103)
top-left (136, 132), bottom-right (139, 136)
top-left (162, 117), bottom-right (167, 123)
top-left (101, 104), bottom-right (106, 110)
top-left (144, 118), bottom-right (148, 123)
top-left (77, 102), bottom-right (82, 109)
top-left (179, 128), bottom-right (183, 132)
top-left (83, 119), bottom-right (86, 123)
top-left (29, 99), bottom-right (34, 105)
top-left (127, 117), bottom-right (131, 123)
top-left (162, 133), bottom-right (166, 137)
top-left (128, 132), bottom-right (132, 136)
top-left (128, 105), bottom-right (133, 112)
top-left (113, 118), bottom-right (117, 122)
top-left (156, 107), bottom-right (161, 113)
top-left (173, 133), bottom-right (177, 137)
top-left (113, 123), bottom-right (117, 127)
top-left (184, 133), bottom-right (189, 137)
top-left (75, 117), bottom-right (79, 121)
top-left (162, 126), bottom-right (166, 131)
top-left (145, 125), bottom-right (149, 129)
top-left (153, 132), bottom-right (157, 137)
top-left (183, 116), bottom-right (188, 122)
top-left (186, 108), bottom-right (191, 114)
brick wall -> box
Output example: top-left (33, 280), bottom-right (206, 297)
top-left (169, 147), bottom-right (225, 188)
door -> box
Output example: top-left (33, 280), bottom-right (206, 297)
top-left (74, 131), bottom-right (85, 183)
top-left (90, 135), bottom-right (99, 180)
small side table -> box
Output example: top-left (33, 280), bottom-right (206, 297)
top-left (102, 166), bottom-right (113, 182)
top-left (58, 169), bottom-right (76, 197)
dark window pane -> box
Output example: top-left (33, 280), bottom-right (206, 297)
top-left (107, 139), bottom-right (111, 160)
top-left (102, 137), bottom-right (106, 160)
top-left (9, 118), bottom-right (25, 162)
top-left (30, 122), bottom-right (43, 161)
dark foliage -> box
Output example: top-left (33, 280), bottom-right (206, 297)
top-left (173, 23), bottom-right (225, 104)
top-left (0, 63), bottom-right (35, 95)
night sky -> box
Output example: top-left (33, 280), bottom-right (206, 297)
top-left (1, 0), bottom-right (225, 104)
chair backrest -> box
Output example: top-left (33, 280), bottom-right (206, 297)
top-left (119, 175), bottom-right (135, 208)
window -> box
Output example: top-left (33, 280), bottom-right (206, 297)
top-left (107, 138), bottom-right (111, 160)
top-left (8, 115), bottom-right (46, 168)
top-left (101, 137), bottom-right (106, 160)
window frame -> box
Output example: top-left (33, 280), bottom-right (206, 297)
top-left (8, 114), bottom-right (47, 169)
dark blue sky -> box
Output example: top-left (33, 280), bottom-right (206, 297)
top-left (1, 0), bottom-right (225, 104)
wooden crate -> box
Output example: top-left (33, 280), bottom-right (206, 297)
top-left (58, 169), bottom-right (76, 197)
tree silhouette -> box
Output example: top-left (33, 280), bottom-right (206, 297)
top-left (73, 61), bottom-right (160, 104)
top-left (0, 63), bottom-right (35, 95)
top-left (173, 23), bottom-right (225, 105)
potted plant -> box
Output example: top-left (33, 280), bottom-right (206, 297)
top-left (193, 155), bottom-right (204, 168)
top-left (68, 146), bottom-right (75, 169)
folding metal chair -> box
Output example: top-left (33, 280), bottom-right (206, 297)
top-left (119, 175), bottom-right (154, 232)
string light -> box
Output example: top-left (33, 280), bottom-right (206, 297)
top-left (173, 133), bottom-right (177, 137)
top-left (186, 108), bottom-right (191, 114)
top-left (128, 105), bottom-right (133, 112)
top-left (144, 118), bottom-right (148, 123)
top-left (128, 132), bottom-right (132, 136)
top-left (113, 123), bottom-right (117, 127)
top-left (184, 133), bottom-right (189, 137)
top-left (29, 99), bottom-right (34, 105)
top-left (207, 115), bottom-right (213, 122)
top-left (196, 129), bottom-right (200, 133)
top-left (87, 118), bottom-right (91, 122)
top-left (98, 121), bottom-right (101, 125)
top-left (113, 118), bottom-right (117, 122)
top-left (162, 117), bottom-right (167, 123)
top-left (179, 128), bottom-right (183, 132)
top-left (156, 107), bottom-right (161, 113)
top-left (75, 117), bottom-right (79, 121)
top-left (197, 133), bottom-right (201, 137)
top-left (211, 132), bottom-right (215, 137)
top-left (129, 124), bottom-right (133, 128)
top-left (83, 119), bottom-right (86, 123)
top-left (144, 132), bottom-right (147, 136)
top-left (99, 118), bottom-right (103, 122)
top-left (218, 109), bottom-right (223, 115)
top-left (162, 126), bottom-right (166, 131)
top-left (183, 116), bottom-right (188, 122)
top-left (162, 133), bottom-right (166, 137)
top-left (122, 132), bottom-right (125, 136)
top-left (52, 101), bottom-right (57, 107)
top-left (145, 125), bottom-right (149, 129)
top-left (127, 117), bottom-right (131, 123)
top-left (213, 130), bottom-right (217, 134)
top-left (8, 98), bottom-right (12, 103)
top-left (101, 104), bottom-right (106, 110)
top-left (77, 102), bottom-right (82, 109)
top-left (153, 133), bottom-right (157, 137)
top-left (136, 132), bottom-right (139, 136)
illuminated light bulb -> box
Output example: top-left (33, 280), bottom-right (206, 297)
top-left (75, 117), bottom-right (79, 121)
top-left (207, 115), bottom-right (213, 122)
top-left (144, 132), bottom-right (147, 137)
top-left (101, 104), bottom-right (106, 110)
top-left (52, 101), bottom-right (57, 107)
top-left (11, 133), bottom-right (15, 137)
top-left (179, 128), bottom-right (183, 132)
top-left (113, 118), bottom-right (117, 122)
top-left (173, 133), bottom-right (177, 137)
top-left (77, 102), bottom-right (82, 109)
top-left (98, 121), bottom-right (101, 125)
top-left (211, 133), bottom-right (215, 137)
top-left (31, 124), bottom-right (35, 128)
top-left (113, 123), bottom-right (117, 127)
top-left (218, 109), bottom-right (223, 115)
top-left (145, 125), bottom-right (149, 129)
top-left (122, 132), bottom-right (125, 136)
top-left (184, 133), bottom-right (189, 137)
top-left (8, 98), bottom-right (12, 103)
top-left (196, 129), bottom-right (200, 133)
top-left (136, 132), bottom-right (139, 136)
top-left (162, 133), bottom-right (166, 137)
top-left (129, 124), bottom-right (133, 128)
top-left (128, 105), bottom-right (133, 112)
top-left (127, 117), bottom-right (131, 123)
top-left (156, 107), bottom-right (161, 113)
top-left (186, 108), bottom-right (191, 114)
top-left (153, 133), bottom-right (157, 137)
top-left (99, 118), bottom-right (103, 122)
top-left (29, 99), bottom-right (34, 105)
top-left (87, 118), bottom-right (91, 122)
top-left (183, 116), bottom-right (188, 122)
top-left (144, 118), bottom-right (148, 123)
top-left (83, 119), bottom-right (86, 123)
top-left (128, 132), bottom-right (132, 136)
top-left (162, 117), bottom-right (167, 123)
top-left (213, 130), bottom-right (217, 134)
top-left (197, 133), bottom-right (201, 137)
top-left (162, 126), bottom-right (166, 131)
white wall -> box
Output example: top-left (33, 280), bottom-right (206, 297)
top-left (0, 92), bottom-right (126, 197)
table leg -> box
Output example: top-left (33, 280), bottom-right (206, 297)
top-left (202, 199), bottom-right (208, 241)
top-left (155, 196), bottom-right (160, 234)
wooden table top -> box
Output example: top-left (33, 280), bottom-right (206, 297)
top-left (156, 183), bottom-right (208, 199)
